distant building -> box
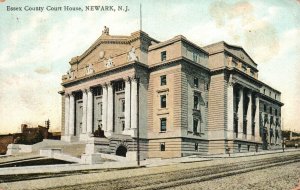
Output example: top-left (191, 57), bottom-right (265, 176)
top-left (0, 134), bottom-right (19, 154)
top-left (0, 123), bottom-right (61, 154)
top-left (60, 27), bottom-right (283, 159)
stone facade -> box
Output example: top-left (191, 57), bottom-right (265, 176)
top-left (59, 27), bottom-right (283, 159)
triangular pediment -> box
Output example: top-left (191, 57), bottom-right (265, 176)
top-left (224, 43), bottom-right (257, 68)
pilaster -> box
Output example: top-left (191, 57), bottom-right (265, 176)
top-left (237, 87), bottom-right (244, 139)
top-left (130, 77), bottom-right (138, 135)
top-left (227, 75), bottom-right (234, 139)
top-left (64, 94), bottom-right (70, 136)
top-left (123, 77), bottom-right (132, 135)
top-left (86, 88), bottom-right (93, 136)
top-left (69, 93), bottom-right (75, 136)
top-left (254, 95), bottom-right (260, 142)
top-left (246, 91), bottom-right (252, 140)
top-left (106, 82), bottom-right (114, 137)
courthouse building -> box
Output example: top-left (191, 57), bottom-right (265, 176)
top-left (60, 27), bottom-right (283, 159)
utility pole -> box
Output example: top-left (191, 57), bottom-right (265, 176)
top-left (137, 78), bottom-right (140, 166)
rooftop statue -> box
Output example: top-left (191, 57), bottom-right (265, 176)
top-left (102, 26), bottom-right (109, 35)
top-left (128, 47), bottom-right (138, 61)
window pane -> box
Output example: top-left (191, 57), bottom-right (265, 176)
top-left (194, 96), bottom-right (199, 109)
top-left (194, 77), bottom-right (199, 88)
top-left (160, 143), bottom-right (165, 151)
top-left (160, 75), bottom-right (166, 86)
top-left (121, 99), bottom-right (125, 112)
top-left (193, 119), bottom-right (198, 134)
top-left (161, 95), bottom-right (166, 108)
top-left (160, 118), bottom-right (166, 132)
top-left (195, 143), bottom-right (198, 151)
top-left (161, 51), bottom-right (166, 61)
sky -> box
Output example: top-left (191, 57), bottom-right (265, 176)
top-left (0, 0), bottom-right (299, 134)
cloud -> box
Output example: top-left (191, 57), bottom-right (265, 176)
top-left (34, 66), bottom-right (52, 74)
top-left (208, 0), bottom-right (279, 63)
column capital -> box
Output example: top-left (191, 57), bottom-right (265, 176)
top-left (100, 82), bottom-right (107, 87)
top-left (228, 74), bottom-right (235, 87)
top-left (86, 87), bottom-right (93, 93)
top-left (64, 93), bottom-right (70, 97)
top-left (247, 90), bottom-right (253, 96)
top-left (124, 76), bottom-right (131, 83)
top-left (107, 81), bottom-right (114, 87)
top-left (81, 88), bottom-right (88, 93)
top-left (130, 76), bottom-right (139, 83)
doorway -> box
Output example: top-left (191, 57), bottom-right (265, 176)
top-left (116, 145), bottom-right (127, 157)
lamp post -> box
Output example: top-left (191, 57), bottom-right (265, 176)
top-left (282, 138), bottom-right (286, 152)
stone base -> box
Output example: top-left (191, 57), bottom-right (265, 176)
top-left (122, 129), bottom-right (136, 137)
top-left (79, 134), bottom-right (91, 142)
top-left (6, 144), bottom-right (20, 155)
top-left (85, 137), bottom-right (110, 154)
top-left (61, 135), bottom-right (78, 142)
top-left (40, 148), bottom-right (62, 158)
top-left (104, 131), bottom-right (113, 137)
top-left (81, 153), bottom-right (103, 164)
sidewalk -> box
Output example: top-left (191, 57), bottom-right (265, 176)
top-left (1, 151), bottom-right (299, 190)
top-left (0, 148), bottom-right (299, 176)
top-left (199, 148), bottom-right (300, 158)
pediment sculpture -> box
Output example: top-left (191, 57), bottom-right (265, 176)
top-left (127, 47), bottom-right (138, 61)
top-left (86, 64), bottom-right (94, 75)
top-left (106, 57), bottom-right (113, 68)
top-left (67, 69), bottom-right (74, 80)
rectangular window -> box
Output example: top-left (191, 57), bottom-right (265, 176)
top-left (115, 81), bottom-right (125, 92)
top-left (193, 119), bottom-right (198, 134)
top-left (193, 53), bottom-right (198, 62)
top-left (100, 103), bottom-right (103, 115)
top-left (275, 109), bottom-right (278, 116)
top-left (122, 121), bottom-right (125, 131)
top-left (160, 95), bottom-right (167, 108)
top-left (247, 145), bottom-right (250, 152)
top-left (121, 99), bottom-right (125, 112)
top-left (270, 107), bottom-right (272, 114)
top-left (160, 118), bottom-right (167, 132)
top-left (195, 143), bottom-right (198, 151)
top-left (160, 75), bottom-right (166, 86)
top-left (94, 86), bottom-right (102, 96)
top-left (160, 142), bottom-right (165, 151)
top-left (161, 51), bottom-right (167, 61)
top-left (194, 96), bottom-right (199, 109)
top-left (264, 104), bottom-right (267, 112)
top-left (194, 77), bottom-right (199, 88)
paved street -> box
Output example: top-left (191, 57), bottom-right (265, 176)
top-left (169, 162), bottom-right (300, 190)
top-left (0, 151), bottom-right (299, 190)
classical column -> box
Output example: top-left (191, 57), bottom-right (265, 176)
top-left (102, 84), bottom-right (108, 132)
top-left (86, 88), bottom-right (93, 136)
top-left (64, 94), bottom-right (70, 136)
top-left (81, 89), bottom-right (87, 134)
top-left (227, 75), bottom-right (234, 139)
top-left (254, 95), bottom-right (260, 142)
top-left (237, 87), bottom-right (244, 139)
top-left (69, 93), bottom-right (75, 136)
top-left (107, 83), bottom-right (114, 133)
top-left (246, 91), bottom-right (252, 140)
top-left (125, 78), bottom-right (131, 130)
top-left (130, 77), bottom-right (138, 130)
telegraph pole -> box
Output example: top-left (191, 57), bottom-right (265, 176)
top-left (137, 77), bottom-right (140, 166)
